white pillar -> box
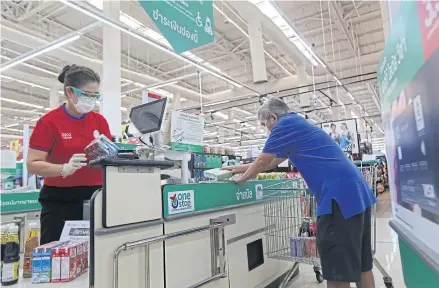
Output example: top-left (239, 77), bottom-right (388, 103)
top-left (248, 19), bottom-right (267, 83)
top-left (357, 118), bottom-right (367, 142)
top-left (101, 0), bottom-right (121, 136)
top-left (380, 0), bottom-right (392, 41)
top-left (141, 90), bottom-right (149, 104)
top-left (227, 110), bottom-right (234, 136)
top-left (173, 93), bottom-right (181, 110)
top-left (331, 90), bottom-right (341, 121)
top-left (298, 65), bottom-right (310, 107)
top-left (50, 85), bottom-right (59, 109)
top-left (344, 105), bottom-right (352, 119)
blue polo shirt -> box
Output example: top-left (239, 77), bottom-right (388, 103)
top-left (263, 113), bottom-right (376, 219)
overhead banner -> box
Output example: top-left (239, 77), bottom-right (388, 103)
top-left (321, 119), bottom-right (359, 154)
top-left (378, 0), bottom-right (439, 261)
top-left (139, 0), bottom-right (214, 53)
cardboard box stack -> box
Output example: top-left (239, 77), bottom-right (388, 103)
top-left (31, 241), bottom-right (88, 284)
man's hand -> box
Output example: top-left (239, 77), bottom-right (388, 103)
top-left (233, 176), bottom-right (246, 184)
top-left (221, 164), bottom-right (250, 174)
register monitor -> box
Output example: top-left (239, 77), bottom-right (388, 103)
top-left (127, 97), bottom-right (168, 148)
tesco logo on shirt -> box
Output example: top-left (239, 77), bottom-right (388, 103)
top-left (61, 133), bottom-right (72, 140)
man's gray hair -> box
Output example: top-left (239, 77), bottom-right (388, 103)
top-left (257, 98), bottom-right (290, 121)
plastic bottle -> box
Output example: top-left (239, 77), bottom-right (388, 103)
top-left (1, 225), bottom-right (20, 285)
top-left (23, 222), bottom-right (39, 278)
top-left (0, 225), bottom-right (8, 280)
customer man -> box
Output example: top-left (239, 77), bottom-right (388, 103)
top-left (224, 98), bottom-right (376, 288)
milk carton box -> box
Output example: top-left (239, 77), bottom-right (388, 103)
top-left (31, 242), bottom-right (66, 284)
top-left (51, 242), bottom-right (78, 283)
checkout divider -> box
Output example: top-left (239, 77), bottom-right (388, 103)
top-left (88, 158), bottom-right (299, 288)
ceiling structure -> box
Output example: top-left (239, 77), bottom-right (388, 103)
top-left (1, 0), bottom-right (386, 152)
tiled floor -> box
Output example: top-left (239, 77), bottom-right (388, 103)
top-left (287, 194), bottom-right (406, 288)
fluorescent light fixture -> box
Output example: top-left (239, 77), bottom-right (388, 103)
top-left (334, 76), bottom-right (342, 86)
top-left (0, 127), bottom-right (24, 133)
top-left (0, 35), bottom-right (80, 73)
top-left (226, 136), bottom-right (242, 140)
top-left (234, 107), bottom-right (253, 116)
top-left (245, 115), bottom-right (257, 119)
top-left (67, 0), bottom-right (243, 88)
top-left (206, 121), bottom-right (225, 126)
top-left (214, 112), bottom-right (229, 120)
top-left (148, 81), bottom-right (178, 89)
top-left (250, 0), bottom-right (324, 67)
top-left (0, 97), bottom-right (45, 109)
top-left (204, 100), bottom-right (230, 107)
top-left (1, 76), bottom-right (50, 91)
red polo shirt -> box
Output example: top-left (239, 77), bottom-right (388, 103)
top-left (29, 105), bottom-right (112, 187)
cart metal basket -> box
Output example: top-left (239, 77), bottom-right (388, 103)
top-left (263, 183), bottom-right (323, 284)
top-left (263, 163), bottom-right (394, 287)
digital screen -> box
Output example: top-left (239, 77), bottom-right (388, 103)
top-left (129, 98), bottom-right (167, 134)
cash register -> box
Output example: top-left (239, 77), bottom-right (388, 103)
top-left (89, 98), bottom-right (177, 227)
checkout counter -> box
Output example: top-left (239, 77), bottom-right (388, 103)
top-left (86, 98), bottom-right (296, 288)
top-left (3, 98), bottom-right (297, 287)
top-left (87, 158), bottom-right (296, 288)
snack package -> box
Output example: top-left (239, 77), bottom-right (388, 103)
top-left (84, 135), bottom-right (118, 160)
top-left (203, 168), bottom-right (233, 181)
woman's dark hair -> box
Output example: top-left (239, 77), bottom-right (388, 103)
top-left (330, 123), bottom-right (336, 128)
top-left (58, 65), bottom-right (100, 92)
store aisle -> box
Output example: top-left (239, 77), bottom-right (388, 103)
top-left (288, 195), bottom-right (406, 288)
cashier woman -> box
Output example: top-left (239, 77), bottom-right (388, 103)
top-left (27, 65), bottom-right (112, 244)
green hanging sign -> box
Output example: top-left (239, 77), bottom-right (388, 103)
top-left (139, 0), bottom-right (215, 54)
top-left (0, 191), bottom-right (41, 214)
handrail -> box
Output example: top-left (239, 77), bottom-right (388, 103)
top-left (113, 222), bottom-right (226, 288)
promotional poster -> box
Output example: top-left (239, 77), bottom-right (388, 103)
top-left (321, 119), bottom-right (359, 154)
top-left (378, 0), bottom-right (439, 262)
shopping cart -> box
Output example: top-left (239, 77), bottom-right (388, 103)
top-left (356, 160), bottom-right (394, 288)
top-left (263, 174), bottom-right (394, 288)
top-left (263, 182), bottom-right (323, 285)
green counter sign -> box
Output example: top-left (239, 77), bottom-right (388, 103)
top-left (139, 0), bottom-right (214, 54)
top-left (163, 180), bottom-right (306, 217)
top-left (0, 191), bottom-right (41, 214)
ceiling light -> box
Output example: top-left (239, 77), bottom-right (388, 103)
top-left (234, 107), bottom-right (253, 116)
top-left (0, 127), bottom-right (24, 133)
top-left (334, 76), bottom-right (342, 86)
top-left (64, 0), bottom-right (243, 88)
top-left (204, 100), bottom-right (230, 107)
top-left (250, 0), bottom-right (324, 67)
top-left (1, 76), bottom-right (50, 91)
top-left (0, 35), bottom-right (80, 73)
top-left (147, 81), bottom-right (178, 89)
top-left (0, 97), bottom-right (45, 109)
top-left (214, 112), bottom-right (228, 120)
top-left (226, 136), bottom-right (242, 140)
top-left (206, 121), bottom-right (225, 126)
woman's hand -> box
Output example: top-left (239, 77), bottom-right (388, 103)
top-left (62, 154), bottom-right (88, 177)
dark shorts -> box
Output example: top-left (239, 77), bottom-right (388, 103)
top-left (316, 201), bottom-right (373, 283)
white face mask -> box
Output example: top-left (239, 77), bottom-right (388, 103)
top-left (74, 97), bottom-right (96, 114)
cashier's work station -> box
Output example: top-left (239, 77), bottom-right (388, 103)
top-left (11, 98), bottom-right (301, 288)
